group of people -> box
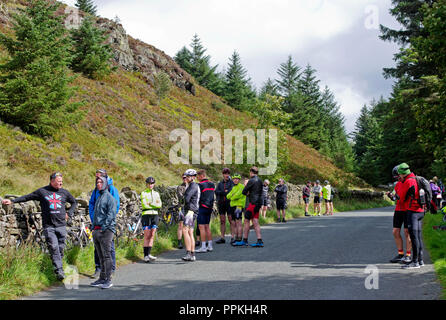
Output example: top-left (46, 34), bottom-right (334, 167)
top-left (301, 180), bottom-right (334, 217)
top-left (387, 163), bottom-right (444, 269)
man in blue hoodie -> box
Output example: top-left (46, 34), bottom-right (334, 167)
top-left (89, 169), bottom-right (120, 277)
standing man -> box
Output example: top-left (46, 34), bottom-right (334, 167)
top-left (176, 175), bottom-right (187, 249)
top-left (140, 177), bottom-right (162, 262)
top-left (398, 163), bottom-right (426, 269)
top-left (90, 176), bottom-right (117, 289)
top-left (322, 181), bottom-right (332, 216)
top-left (302, 181), bottom-right (312, 217)
top-left (227, 174), bottom-right (246, 245)
top-left (89, 169), bottom-right (120, 277)
top-left (260, 179), bottom-right (270, 219)
top-left (182, 169), bottom-right (200, 261)
top-left (313, 180), bottom-right (323, 216)
top-left (275, 179), bottom-right (288, 222)
top-left (196, 169), bottom-right (215, 253)
top-left (387, 165), bottom-right (412, 264)
top-left (2, 172), bottom-right (77, 281)
top-left (215, 168), bottom-right (234, 244)
top-left (234, 166), bottom-right (264, 247)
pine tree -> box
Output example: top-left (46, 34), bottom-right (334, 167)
top-left (0, 0), bottom-right (82, 137)
top-left (259, 78), bottom-right (279, 100)
top-left (75, 0), bottom-right (97, 16)
top-left (275, 55), bottom-right (300, 113)
top-left (223, 51), bottom-right (254, 110)
top-left (174, 46), bottom-right (193, 73)
top-left (70, 16), bottom-right (114, 79)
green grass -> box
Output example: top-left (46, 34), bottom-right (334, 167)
top-left (0, 198), bottom-right (391, 300)
top-left (423, 212), bottom-right (446, 299)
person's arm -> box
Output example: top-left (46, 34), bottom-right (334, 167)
top-left (65, 190), bottom-right (77, 218)
top-left (151, 192), bottom-right (162, 209)
top-left (104, 194), bottom-right (117, 232)
top-left (242, 180), bottom-right (253, 196)
top-left (10, 189), bottom-right (41, 204)
top-left (89, 190), bottom-right (96, 222)
top-left (110, 186), bottom-right (120, 214)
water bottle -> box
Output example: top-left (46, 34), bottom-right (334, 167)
top-left (419, 188), bottom-right (426, 205)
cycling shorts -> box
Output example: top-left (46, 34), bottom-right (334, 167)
top-left (314, 196), bottom-right (321, 204)
top-left (184, 211), bottom-right (198, 228)
top-left (142, 214), bottom-right (158, 230)
top-left (245, 203), bottom-right (260, 220)
top-left (197, 207), bottom-right (212, 225)
top-left (231, 207), bottom-right (243, 220)
top-left (303, 197), bottom-right (309, 204)
top-left (276, 199), bottom-right (286, 210)
top-left (218, 201), bottom-right (231, 216)
top-left (393, 210), bottom-right (408, 229)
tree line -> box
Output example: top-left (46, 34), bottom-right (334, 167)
top-left (174, 35), bottom-right (355, 172)
top-left (0, 0), bottom-right (112, 136)
top-left (351, 0), bottom-right (446, 186)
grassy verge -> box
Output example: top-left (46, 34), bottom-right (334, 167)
top-left (0, 198), bottom-right (391, 300)
top-left (422, 212), bottom-right (446, 299)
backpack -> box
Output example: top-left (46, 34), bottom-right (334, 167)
top-left (409, 176), bottom-right (432, 210)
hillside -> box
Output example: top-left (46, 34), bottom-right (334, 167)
top-left (0, 0), bottom-right (367, 197)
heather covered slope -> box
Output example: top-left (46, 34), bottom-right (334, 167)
top-left (0, 0), bottom-right (367, 197)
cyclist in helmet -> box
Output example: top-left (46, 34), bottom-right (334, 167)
top-left (176, 174), bottom-right (187, 249)
top-left (182, 169), bottom-right (200, 261)
top-left (140, 177), bottom-right (162, 262)
top-left (226, 174), bottom-right (246, 245)
top-left (387, 165), bottom-right (412, 264)
top-left (215, 168), bottom-right (235, 244)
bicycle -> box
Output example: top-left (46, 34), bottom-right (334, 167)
top-left (125, 214), bottom-right (144, 242)
top-left (159, 204), bottom-right (181, 231)
top-left (67, 222), bottom-right (93, 249)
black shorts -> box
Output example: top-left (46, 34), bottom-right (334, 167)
top-left (218, 201), bottom-right (231, 216)
top-left (314, 196), bottom-right (321, 204)
top-left (231, 207), bottom-right (244, 220)
top-left (197, 207), bottom-right (212, 225)
top-left (141, 214), bottom-right (159, 230)
top-left (324, 199), bottom-right (332, 203)
top-left (303, 197), bottom-right (309, 204)
top-left (262, 197), bottom-right (270, 207)
top-left (393, 210), bottom-right (408, 229)
top-left (276, 199), bottom-right (286, 210)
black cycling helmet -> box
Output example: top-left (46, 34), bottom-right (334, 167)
top-left (392, 165), bottom-right (399, 179)
top-left (145, 177), bottom-right (156, 184)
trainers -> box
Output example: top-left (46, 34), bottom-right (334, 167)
top-left (56, 272), bottom-right (65, 281)
top-left (207, 246), bottom-right (213, 252)
top-left (196, 247), bottom-right (208, 253)
top-left (216, 238), bottom-right (225, 244)
top-left (191, 254), bottom-right (196, 261)
top-left (177, 241), bottom-right (183, 249)
top-left (419, 260), bottom-right (425, 267)
top-left (182, 253), bottom-right (192, 261)
top-left (282, 218), bottom-right (287, 223)
top-left (195, 241), bottom-right (201, 247)
top-left (390, 254), bottom-right (404, 263)
top-left (277, 218), bottom-right (281, 223)
top-left (305, 213), bottom-right (310, 217)
top-left (233, 240), bottom-right (248, 246)
top-left (144, 255), bottom-right (151, 263)
top-left (401, 262), bottom-right (420, 269)
top-left (148, 254), bottom-right (157, 261)
top-left (250, 241), bottom-right (264, 247)
top-left (100, 280), bottom-right (113, 289)
top-left (90, 279), bottom-right (105, 287)
top-left (400, 255), bottom-right (412, 264)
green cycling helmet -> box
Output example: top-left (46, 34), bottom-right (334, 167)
top-left (232, 174), bottom-right (241, 180)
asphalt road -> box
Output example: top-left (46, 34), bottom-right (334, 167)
top-left (25, 207), bottom-right (442, 300)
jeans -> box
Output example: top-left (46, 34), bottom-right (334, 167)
top-left (94, 240), bottom-right (116, 272)
top-left (93, 229), bottom-right (114, 281)
top-left (43, 226), bottom-right (67, 273)
top-left (407, 211), bottom-right (425, 263)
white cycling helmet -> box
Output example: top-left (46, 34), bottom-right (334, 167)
top-left (184, 169), bottom-right (197, 177)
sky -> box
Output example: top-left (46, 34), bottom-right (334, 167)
top-left (61, 0), bottom-right (401, 134)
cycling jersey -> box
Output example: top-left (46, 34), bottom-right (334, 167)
top-left (141, 189), bottom-right (162, 215)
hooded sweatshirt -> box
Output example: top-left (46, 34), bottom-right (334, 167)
top-left (89, 176), bottom-right (120, 222)
top-left (93, 176), bottom-right (117, 233)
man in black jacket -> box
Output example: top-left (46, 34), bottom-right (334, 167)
top-left (234, 167), bottom-right (264, 247)
top-left (196, 169), bottom-right (215, 253)
top-left (2, 172), bottom-right (77, 280)
top-left (215, 168), bottom-right (234, 244)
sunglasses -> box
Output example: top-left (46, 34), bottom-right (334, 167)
top-left (50, 172), bottom-right (63, 180)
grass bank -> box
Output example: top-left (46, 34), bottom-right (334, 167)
top-left (422, 212), bottom-right (446, 299)
top-left (0, 198), bottom-right (391, 300)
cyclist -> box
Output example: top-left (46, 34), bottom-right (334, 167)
top-left (140, 177), bottom-right (162, 263)
top-left (322, 180), bottom-right (332, 215)
top-left (182, 169), bottom-right (200, 261)
top-left (275, 179), bottom-right (288, 222)
top-left (226, 174), bottom-right (246, 245)
top-left (90, 176), bottom-right (117, 289)
top-left (215, 168), bottom-right (235, 244)
top-left (176, 175), bottom-right (187, 249)
top-left (2, 172), bottom-right (77, 281)
top-left (89, 169), bottom-right (120, 277)
top-left (260, 179), bottom-right (270, 219)
top-left (196, 169), bottom-right (215, 253)
top-left (303, 180), bottom-right (311, 217)
top-left (313, 180), bottom-right (323, 216)
top-left (387, 165), bottom-right (412, 264)
top-left (397, 163), bottom-right (425, 269)
top-left (234, 166), bottom-right (264, 247)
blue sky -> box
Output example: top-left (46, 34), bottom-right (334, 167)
top-left (61, 0), bottom-right (401, 133)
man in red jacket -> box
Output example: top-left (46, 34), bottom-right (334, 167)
top-left (397, 163), bottom-right (425, 269)
top-left (387, 166), bottom-right (411, 264)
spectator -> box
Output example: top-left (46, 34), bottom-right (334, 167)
top-left (275, 179), bottom-right (288, 223)
top-left (302, 181), bottom-right (311, 217)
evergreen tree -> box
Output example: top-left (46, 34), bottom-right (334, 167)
top-left (75, 0), bottom-right (97, 16)
top-left (0, 0), bottom-right (82, 137)
top-left (189, 34), bottom-right (218, 87)
top-left (174, 46), bottom-right (193, 73)
top-left (70, 16), bottom-right (113, 79)
top-left (259, 78), bottom-right (279, 100)
top-left (275, 55), bottom-right (300, 113)
top-left (223, 51), bottom-right (254, 110)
